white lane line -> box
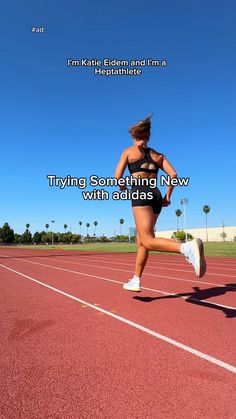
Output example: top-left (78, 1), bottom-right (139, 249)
top-left (40, 252), bottom-right (236, 275)
top-left (64, 252), bottom-right (236, 266)
top-left (1, 262), bottom-right (235, 375)
top-left (107, 254), bottom-right (236, 266)
top-left (1, 257), bottom-right (235, 310)
top-left (55, 255), bottom-right (236, 278)
top-left (93, 256), bottom-right (236, 270)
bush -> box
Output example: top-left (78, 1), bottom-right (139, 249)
top-left (115, 235), bottom-right (129, 242)
top-left (172, 230), bottom-right (193, 242)
top-left (99, 235), bottom-right (112, 243)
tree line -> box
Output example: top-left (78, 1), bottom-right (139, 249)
top-left (0, 223), bottom-right (83, 244)
top-left (0, 219), bottom-right (129, 245)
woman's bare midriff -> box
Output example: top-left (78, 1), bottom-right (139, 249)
top-left (132, 172), bottom-right (157, 179)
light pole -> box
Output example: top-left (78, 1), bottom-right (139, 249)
top-left (221, 221), bottom-right (227, 242)
top-left (180, 198), bottom-right (188, 242)
top-left (51, 220), bottom-right (55, 246)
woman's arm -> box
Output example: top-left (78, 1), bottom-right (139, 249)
top-left (114, 149), bottom-right (129, 190)
top-left (159, 155), bottom-right (177, 206)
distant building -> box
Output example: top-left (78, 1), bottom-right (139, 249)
top-left (129, 227), bottom-right (137, 238)
top-left (155, 226), bottom-right (236, 242)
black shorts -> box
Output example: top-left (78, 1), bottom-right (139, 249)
top-left (131, 185), bottom-right (163, 215)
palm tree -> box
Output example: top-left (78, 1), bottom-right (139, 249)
top-left (86, 223), bottom-right (90, 236)
top-left (175, 209), bottom-right (182, 231)
top-left (203, 205), bottom-right (210, 242)
top-left (64, 224), bottom-right (68, 233)
top-left (94, 221), bottom-right (98, 236)
top-left (79, 221), bottom-right (82, 235)
top-left (119, 219), bottom-right (124, 235)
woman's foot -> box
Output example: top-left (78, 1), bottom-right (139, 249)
top-left (181, 238), bottom-right (206, 277)
top-left (123, 277), bottom-right (141, 292)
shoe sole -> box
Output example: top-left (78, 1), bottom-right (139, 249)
top-left (123, 286), bottom-right (141, 292)
top-left (194, 238), bottom-right (206, 277)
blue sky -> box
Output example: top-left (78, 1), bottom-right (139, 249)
top-left (1, 0), bottom-right (236, 237)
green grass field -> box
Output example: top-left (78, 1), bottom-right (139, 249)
top-left (14, 241), bottom-right (236, 258)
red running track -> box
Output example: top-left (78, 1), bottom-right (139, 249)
top-left (0, 248), bottom-right (236, 419)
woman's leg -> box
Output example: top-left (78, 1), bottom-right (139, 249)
top-left (133, 206), bottom-right (181, 252)
top-left (123, 206), bottom-right (206, 291)
top-left (134, 212), bottom-right (159, 278)
top-left (133, 206), bottom-right (206, 278)
top-left (123, 211), bottom-right (159, 291)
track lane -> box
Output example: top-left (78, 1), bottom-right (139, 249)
top-left (2, 249), bottom-right (235, 282)
top-left (1, 257), bottom-right (236, 367)
top-left (1, 248), bottom-right (236, 268)
top-left (9, 253), bottom-right (236, 308)
top-left (58, 253), bottom-right (236, 275)
top-left (47, 255), bottom-right (236, 282)
top-left (1, 266), bottom-right (235, 419)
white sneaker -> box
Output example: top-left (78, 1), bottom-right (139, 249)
top-left (123, 278), bottom-right (141, 292)
top-left (183, 238), bottom-right (206, 277)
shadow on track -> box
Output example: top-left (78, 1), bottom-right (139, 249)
top-left (133, 284), bottom-right (236, 318)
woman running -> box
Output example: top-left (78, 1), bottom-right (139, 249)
top-left (114, 114), bottom-right (206, 292)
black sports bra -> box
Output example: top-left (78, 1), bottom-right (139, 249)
top-left (128, 147), bottom-right (160, 175)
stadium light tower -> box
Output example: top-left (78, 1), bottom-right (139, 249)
top-left (180, 198), bottom-right (188, 242)
top-left (51, 220), bottom-right (55, 246)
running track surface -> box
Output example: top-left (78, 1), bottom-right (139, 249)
top-left (0, 248), bottom-right (236, 419)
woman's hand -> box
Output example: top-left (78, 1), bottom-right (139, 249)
top-left (162, 195), bottom-right (171, 207)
